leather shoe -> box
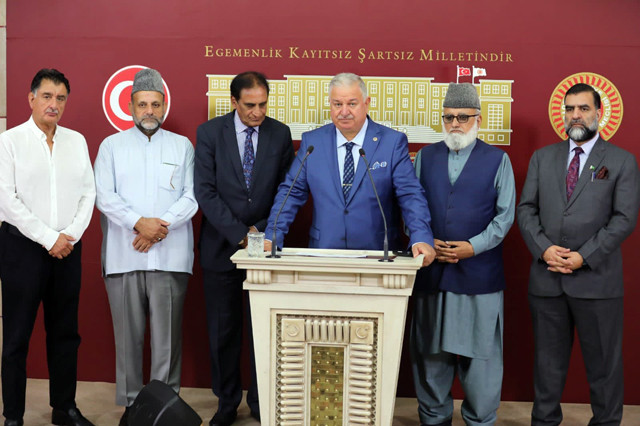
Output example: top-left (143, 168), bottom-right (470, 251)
top-left (51, 407), bottom-right (94, 426)
top-left (209, 410), bottom-right (237, 426)
top-left (4, 419), bottom-right (24, 426)
top-left (119, 406), bottom-right (130, 426)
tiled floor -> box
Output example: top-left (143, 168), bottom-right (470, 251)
top-left (5, 379), bottom-right (640, 425)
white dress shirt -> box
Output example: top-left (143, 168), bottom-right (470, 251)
top-left (94, 126), bottom-right (198, 275)
top-left (0, 117), bottom-right (96, 250)
top-left (336, 119), bottom-right (368, 182)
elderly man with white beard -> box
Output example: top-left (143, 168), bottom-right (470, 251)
top-left (410, 83), bottom-right (516, 426)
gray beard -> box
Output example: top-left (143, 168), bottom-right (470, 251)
top-left (567, 123), bottom-right (598, 142)
top-left (133, 116), bottom-right (163, 136)
top-left (444, 123), bottom-right (478, 151)
top-left (566, 121), bottom-right (598, 142)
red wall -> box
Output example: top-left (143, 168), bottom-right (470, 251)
top-left (6, 0), bottom-right (640, 403)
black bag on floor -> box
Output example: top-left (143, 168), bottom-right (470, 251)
top-left (128, 380), bottom-right (202, 426)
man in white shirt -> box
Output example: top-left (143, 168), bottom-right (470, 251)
top-left (0, 69), bottom-right (96, 426)
top-left (94, 68), bottom-right (198, 426)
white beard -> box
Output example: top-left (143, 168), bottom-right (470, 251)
top-left (444, 121), bottom-right (479, 151)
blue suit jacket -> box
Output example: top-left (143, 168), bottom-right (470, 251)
top-left (265, 118), bottom-right (433, 250)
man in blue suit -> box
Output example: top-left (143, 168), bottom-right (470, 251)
top-left (264, 72), bottom-right (435, 265)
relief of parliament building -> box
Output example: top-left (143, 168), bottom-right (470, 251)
top-left (206, 74), bottom-right (513, 146)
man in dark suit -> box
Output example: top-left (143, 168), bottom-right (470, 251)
top-left (264, 72), bottom-right (435, 265)
top-left (195, 71), bottom-right (294, 426)
top-left (518, 83), bottom-right (640, 425)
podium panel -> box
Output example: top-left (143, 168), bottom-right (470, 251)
top-left (232, 248), bottom-right (422, 426)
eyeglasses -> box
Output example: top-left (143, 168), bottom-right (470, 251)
top-left (442, 114), bottom-right (479, 124)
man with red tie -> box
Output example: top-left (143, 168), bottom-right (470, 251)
top-left (518, 83), bottom-right (640, 425)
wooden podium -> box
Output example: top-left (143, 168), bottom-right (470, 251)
top-left (231, 248), bottom-right (422, 426)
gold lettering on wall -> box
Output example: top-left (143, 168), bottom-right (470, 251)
top-left (203, 45), bottom-right (514, 64)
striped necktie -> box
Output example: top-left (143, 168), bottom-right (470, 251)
top-left (342, 142), bottom-right (355, 199)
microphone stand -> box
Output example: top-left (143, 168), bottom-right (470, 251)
top-left (359, 149), bottom-right (392, 262)
top-left (268, 145), bottom-right (314, 258)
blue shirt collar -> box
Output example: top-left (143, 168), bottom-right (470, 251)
top-left (569, 132), bottom-right (598, 157)
top-left (234, 111), bottom-right (259, 136)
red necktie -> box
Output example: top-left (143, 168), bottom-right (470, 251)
top-left (566, 147), bottom-right (584, 200)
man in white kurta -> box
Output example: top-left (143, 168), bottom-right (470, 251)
top-left (94, 68), bottom-right (198, 425)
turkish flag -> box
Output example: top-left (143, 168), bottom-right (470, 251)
top-left (458, 67), bottom-right (471, 77)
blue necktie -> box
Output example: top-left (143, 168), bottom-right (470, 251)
top-left (342, 142), bottom-right (355, 199)
top-left (243, 127), bottom-right (255, 189)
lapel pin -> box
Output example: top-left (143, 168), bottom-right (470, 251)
top-left (373, 137), bottom-right (378, 141)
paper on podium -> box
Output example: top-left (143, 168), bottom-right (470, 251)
top-left (280, 251), bottom-right (367, 258)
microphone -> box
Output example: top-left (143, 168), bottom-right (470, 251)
top-left (359, 148), bottom-right (392, 262)
top-left (268, 145), bottom-right (314, 258)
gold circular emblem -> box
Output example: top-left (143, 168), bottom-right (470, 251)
top-left (548, 72), bottom-right (623, 140)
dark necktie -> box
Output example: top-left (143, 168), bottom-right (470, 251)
top-left (342, 142), bottom-right (355, 199)
top-left (243, 127), bottom-right (255, 189)
top-left (566, 146), bottom-right (584, 200)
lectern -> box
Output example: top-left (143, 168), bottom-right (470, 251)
top-left (231, 248), bottom-right (422, 426)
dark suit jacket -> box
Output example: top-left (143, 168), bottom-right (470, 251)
top-left (264, 118), bottom-right (433, 250)
top-left (195, 111), bottom-right (294, 272)
top-left (517, 137), bottom-right (640, 298)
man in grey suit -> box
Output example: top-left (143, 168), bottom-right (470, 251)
top-left (518, 83), bottom-right (640, 425)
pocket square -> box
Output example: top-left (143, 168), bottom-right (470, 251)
top-left (370, 161), bottom-right (388, 170)
top-left (596, 166), bottom-right (608, 179)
